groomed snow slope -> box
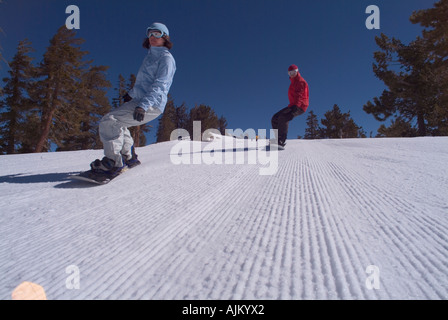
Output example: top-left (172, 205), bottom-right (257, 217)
top-left (0, 137), bottom-right (447, 300)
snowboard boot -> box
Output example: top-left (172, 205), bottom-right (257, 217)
top-left (90, 157), bottom-right (124, 178)
top-left (269, 138), bottom-right (286, 150)
top-left (123, 146), bottom-right (141, 168)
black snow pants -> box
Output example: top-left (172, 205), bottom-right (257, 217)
top-left (271, 105), bottom-right (304, 145)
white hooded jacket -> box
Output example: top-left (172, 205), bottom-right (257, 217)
top-left (128, 46), bottom-right (176, 113)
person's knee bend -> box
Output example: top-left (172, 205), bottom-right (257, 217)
top-left (99, 114), bottom-right (122, 141)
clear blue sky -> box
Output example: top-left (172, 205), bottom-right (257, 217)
top-left (0, 0), bottom-right (436, 142)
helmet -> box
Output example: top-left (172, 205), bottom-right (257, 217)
top-left (147, 22), bottom-right (169, 37)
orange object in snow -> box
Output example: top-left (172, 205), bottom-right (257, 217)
top-left (11, 282), bottom-right (47, 300)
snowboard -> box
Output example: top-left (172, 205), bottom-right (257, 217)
top-left (265, 143), bottom-right (285, 151)
top-left (69, 167), bottom-right (129, 185)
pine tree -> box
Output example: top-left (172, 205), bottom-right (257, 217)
top-left (304, 110), bottom-right (321, 139)
top-left (156, 97), bottom-right (177, 142)
top-left (155, 101), bottom-right (225, 142)
top-left (0, 91), bottom-right (4, 151)
top-left (321, 105), bottom-right (364, 139)
top-left (365, 1), bottom-right (448, 136)
top-left (175, 103), bottom-right (189, 130)
top-left (364, 35), bottom-right (440, 136)
top-left (0, 0), bottom-right (5, 69)
top-left (56, 65), bottom-right (112, 151)
top-left (32, 26), bottom-right (88, 152)
top-left (112, 74), bottom-right (127, 109)
top-left (28, 26), bottom-right (112, 152)
top-left (0, 39), bottom-right (36, 154)
top-left (410, 0), bottom-right (448, 61)
top-left (376, 118), bottom-right (418, 137)
top-left (410, 0), bottom-right (448, 135)
top-left (188, 104), bottom-right (219, 140)
top-left (128, 74), bottom-right (136, 92)
top-left (218, 115), bottom-right (228, 135)
top-left (321, 105), bottom-right (344, 139)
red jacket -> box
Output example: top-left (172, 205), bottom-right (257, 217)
top-left (288, 72), bottom-right (309, 112)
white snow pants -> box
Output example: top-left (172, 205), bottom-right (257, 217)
top-left (99, 101), bottom-right (162, 167)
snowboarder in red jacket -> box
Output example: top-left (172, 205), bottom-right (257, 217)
top-left (271, 64), bottom-right (309, 147)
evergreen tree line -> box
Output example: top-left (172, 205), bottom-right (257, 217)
top-left (0, 26), bottom-right (228, 154)
top-left (304, 0), bottom-right (447, 139)
top-left (302, 1), bottom-right (447, 139)
top-left (0, 27), bottom-right (112, 154)
top-left (363, 0), bottom-right (448, 137)
top-left (0, 1), bottom-right (446, 154)
top-left (303, 105), bottom-right (367, 139)
top-left (0, 1), bottom-right (4, 69)
top-left (156, 100), bottom-right (228, 142)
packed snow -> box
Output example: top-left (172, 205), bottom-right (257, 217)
top-left (0, 136), bottom-right (447, 300)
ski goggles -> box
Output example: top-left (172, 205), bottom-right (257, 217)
top-left (148, 30), bottom-right (164, 38)
top-left (288, 69), bottom-right (298, 77)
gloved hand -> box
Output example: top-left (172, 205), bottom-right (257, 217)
top-left (133, 107), bottom-right (145, 122)
top-left (123, 93), bottom-right (133, 103)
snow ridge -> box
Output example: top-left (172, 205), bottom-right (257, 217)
top-left (0, 137), bottom-right (447, 299)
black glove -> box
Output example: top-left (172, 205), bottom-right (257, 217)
top-left (123, 93), bottom-right (133, 103)
top-left (133, 107), bottom-right (145, 122)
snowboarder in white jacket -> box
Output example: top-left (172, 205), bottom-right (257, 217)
top-left (90, 22), bottom-right (176, 175)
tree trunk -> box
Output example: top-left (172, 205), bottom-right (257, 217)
top-left (132, 126), bottom-right (141, 147)
top-left (6, 111), bottom-right (17, 154)
top-left (35, 82), bottom-right (59, 153)
top-left (417, 111), bottom-right (427, 136)
top-left (34, 108), bottom-right (55, 153)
